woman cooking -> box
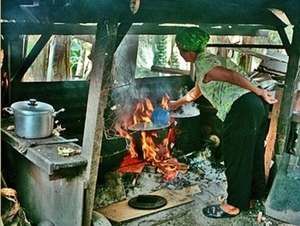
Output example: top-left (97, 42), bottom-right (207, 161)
top-left (169, 27), bottom-right (278, 218)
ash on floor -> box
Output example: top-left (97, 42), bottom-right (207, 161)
top-left (94, 149), bottom-right (297, 226)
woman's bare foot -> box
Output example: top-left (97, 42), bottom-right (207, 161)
top-left (202, 204), bottom-right (240, 218)
top-left (220, 203), bottom-right (240, 215)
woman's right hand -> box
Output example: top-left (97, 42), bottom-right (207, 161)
top-left (168, 85), bottom-right (202, 110)
top-left (168, 100), bottom-right (181, 111)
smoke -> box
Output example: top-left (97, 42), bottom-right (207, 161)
top-left (170, 102), bottom-right (200, 118)
top-left (169, 86), bottom-right (200, 118)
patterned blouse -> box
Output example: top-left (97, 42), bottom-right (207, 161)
top-left (195, 51), bottom-right (253, 122)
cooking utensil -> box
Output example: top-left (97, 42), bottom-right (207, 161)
top-left (18, 138), bottom-right (79, 154)
top-left (172, 113), bottom-right (202, 153)
top-left (126, 121), bottom-right (175, 132)
top-left (128, 195), bottom-right (167, 209)
top-left (168, 101), bottom-right (201, 118)
top-left (98, 136), bottom-right (131, 183)
top-left (169, 109), bottom-right (200, 118)
top-left (121, 121), bottom-right (176, 158)
top-left (4, 99), bottom-right (65, 139)
top-left (151, 107), bottom-right (170, 127)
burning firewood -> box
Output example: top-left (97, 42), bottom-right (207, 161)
top-left (156, 158), bottom-right (189, 180)
top-left (118, 95), bottom-right (190, 181)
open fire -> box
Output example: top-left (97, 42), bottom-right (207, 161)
top-left (117, 94), bottom-right (189, 180)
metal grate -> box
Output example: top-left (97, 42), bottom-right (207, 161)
top-left (103, 36), bottom-right (138, 141)
top-left (103, 35), bottom-right (186, 141)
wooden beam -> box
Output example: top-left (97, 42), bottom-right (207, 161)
top-left (126, 24), bottom-right (277, 36)
top-left (206, 44), bottom-right (285, 49)
top-left (2, 22), bottom-right (277, 37)
top-left (1, 23), bottom-right (97, 35)
top-left (275, 24), bottom-right (300, 156)
top-left (115, 23), bottom-right (132, 51)
top-left (81, 19), bottom-right (119, 226)
top-left (277, 26), bottom-right (292, 56)
top-left (265, 87), bottom-right (283, 183)
top-left (11, 33), bottom-right (51, 82)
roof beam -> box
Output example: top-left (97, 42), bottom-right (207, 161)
top-left (2, 22), bottom-right (279, 37)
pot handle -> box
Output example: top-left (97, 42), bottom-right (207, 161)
top-left (52, 108), bottom-right (65, 117)
top-left (3, 107), bottom-right (14, 115)
top-left (120, 125), bottom-right (136, 135)
top-left (169, 120), bottom-right (177, 128)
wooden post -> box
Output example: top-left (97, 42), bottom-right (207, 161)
top-left (264, 87), bottom-right (283, 183)
top-left (81, 19), bottom-right (118, 226)
top-left (265, 24), bottom-right (300, 183)
top-left (275, 25), bottom-right (300, 156)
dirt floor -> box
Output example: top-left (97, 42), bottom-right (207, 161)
top-left (93, 150), bottom-right (299, 226)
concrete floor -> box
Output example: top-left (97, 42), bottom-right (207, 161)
top-left (93, 152), bottom-right (299, 226)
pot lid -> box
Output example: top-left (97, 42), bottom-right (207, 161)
top-left (11, 99), bottom-right (54, 115)
top-left (128, 195), bottom-right (167, 210)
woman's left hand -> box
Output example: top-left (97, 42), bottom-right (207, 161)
top-left (260, 89), bottom-right (278, 104)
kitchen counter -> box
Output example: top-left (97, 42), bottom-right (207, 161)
top-left (1, 117), bottom-right (87, 225)
top-left (1, 117), bottom-right (87, 178)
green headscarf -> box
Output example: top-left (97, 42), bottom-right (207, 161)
top-left (175, 27), bottom-right (210, 52)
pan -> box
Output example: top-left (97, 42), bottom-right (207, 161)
top-left (126, 121), bottom-right (174, 132)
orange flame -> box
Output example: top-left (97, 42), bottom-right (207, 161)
top-left (161, 93), bottom-right (170, 109)
top-left (118, 94), bottom-right (188, 180)
top-left (116, 124), bottom-right (138, 158)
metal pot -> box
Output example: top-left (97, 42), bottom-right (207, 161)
top-left (121, 121), bottom-right (176, 157)
top-left (4, 99), bottom-right (65, 139)
top-left (98, 136), bottom-right (131, 182)
top-left (170, 111), bottom-right (202, 153)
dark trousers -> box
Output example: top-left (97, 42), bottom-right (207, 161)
top-left (223, 92), bottom-right (269, 211)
